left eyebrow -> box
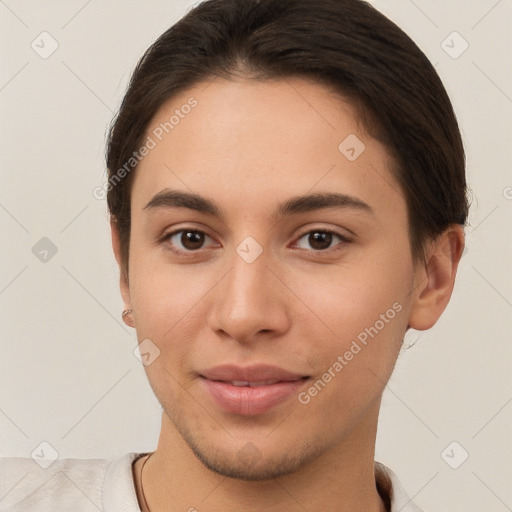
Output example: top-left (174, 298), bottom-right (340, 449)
top-left (143, 188), bottom-right (374, 220)
top-left (275, 192), bottom-right (374, 218)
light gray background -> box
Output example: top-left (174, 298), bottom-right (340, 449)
top-left (1, 1), bottom-right (511, 510)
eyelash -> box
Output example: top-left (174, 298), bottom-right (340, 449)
top-left (160, 227), bottom-right (352, 256)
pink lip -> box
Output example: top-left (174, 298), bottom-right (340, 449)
top-left (199, 364), bottom-right (309, 416)
top-left (200, 364), bottom-right (306, 382)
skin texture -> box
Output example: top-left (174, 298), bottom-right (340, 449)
top-left (112, 76), bottom-right (464, 512)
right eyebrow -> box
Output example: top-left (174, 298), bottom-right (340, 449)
top-left (144, 189), bottom-right (223, 217)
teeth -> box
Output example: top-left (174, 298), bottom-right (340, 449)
top-left (228, 380), bottom-right (281, 387)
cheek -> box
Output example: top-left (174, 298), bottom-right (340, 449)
top-left (129, 238), bottom-right (186, 313)
top-left (290, 254), bottom-right (411, 339)
top-left (289, 252), bottom-right (411, 397)
top-left (295, 278), bottom-right (406, 425)
top-left (127, 245), bottom-right (218, 363)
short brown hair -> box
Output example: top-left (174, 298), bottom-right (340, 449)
top-left (106, 0), bottom-right (469, 273)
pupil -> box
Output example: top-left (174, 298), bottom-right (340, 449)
top-left (309, 232), bottom-right (331, 250)
top-left (182, 231), bottom-right (203, 250)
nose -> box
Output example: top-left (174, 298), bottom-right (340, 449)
top-left (207, 244), bottom-right (291, 344)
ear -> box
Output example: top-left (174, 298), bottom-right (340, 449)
top-left (408, 224), bottom-right (465, 331)
top-left (110, 217), bottom-right (134, 328)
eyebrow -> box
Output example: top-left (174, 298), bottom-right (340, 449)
top-left (143, 188), bottom-right (374, 219)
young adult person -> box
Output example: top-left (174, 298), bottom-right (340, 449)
top-left (0, 0), bottom-right (468, 510)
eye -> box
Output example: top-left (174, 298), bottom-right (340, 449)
top-left (161, 227), bottom-right (350, 255)
top-left (164, 229), bottom-right (218, 254)
top-left (293, 229), bottom-right (351, 253)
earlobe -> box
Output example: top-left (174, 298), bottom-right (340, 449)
top-left (408, 225), bottom-right (465, 331)
top-left (110, 217), bottom-right (134, 327)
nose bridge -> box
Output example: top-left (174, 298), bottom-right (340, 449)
top-left (209, 239), bottom-right (288, 341)
top-left (224, 242), bottom-right (272, 315)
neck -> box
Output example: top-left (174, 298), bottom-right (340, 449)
top-left (135, 404), bottom-right (387, 512)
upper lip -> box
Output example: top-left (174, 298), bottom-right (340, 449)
top-left (200, 364), bottom-right (307, 382)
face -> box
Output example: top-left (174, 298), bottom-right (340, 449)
top-left (122, 77), bottom-right (418, 479)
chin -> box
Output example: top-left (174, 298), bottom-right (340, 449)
top-left (182, 428), bottom-right (324, 482)
top-left (191, 447), bottom-right (304, 481)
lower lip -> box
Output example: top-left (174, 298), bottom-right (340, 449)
top-left (200, 377), bottom-right (309, 416)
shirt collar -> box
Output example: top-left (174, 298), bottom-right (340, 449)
top-left (103, 453), bottom-right (424, 512)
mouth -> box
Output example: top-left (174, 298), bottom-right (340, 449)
top-left (199, 364), bottom-right (310, 416)
top-left (200, 363), bottom-right (308, 382)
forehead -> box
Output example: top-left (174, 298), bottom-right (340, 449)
top-left (131, 77), bottom-right (405, 222)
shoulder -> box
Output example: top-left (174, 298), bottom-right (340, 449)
top-left (375, 461), bottom-right (428, 512)
top-left (0, 452), bottom-right (143, 512)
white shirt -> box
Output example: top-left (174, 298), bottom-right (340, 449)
top-left (0, 453), bottom-right (425, 511)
